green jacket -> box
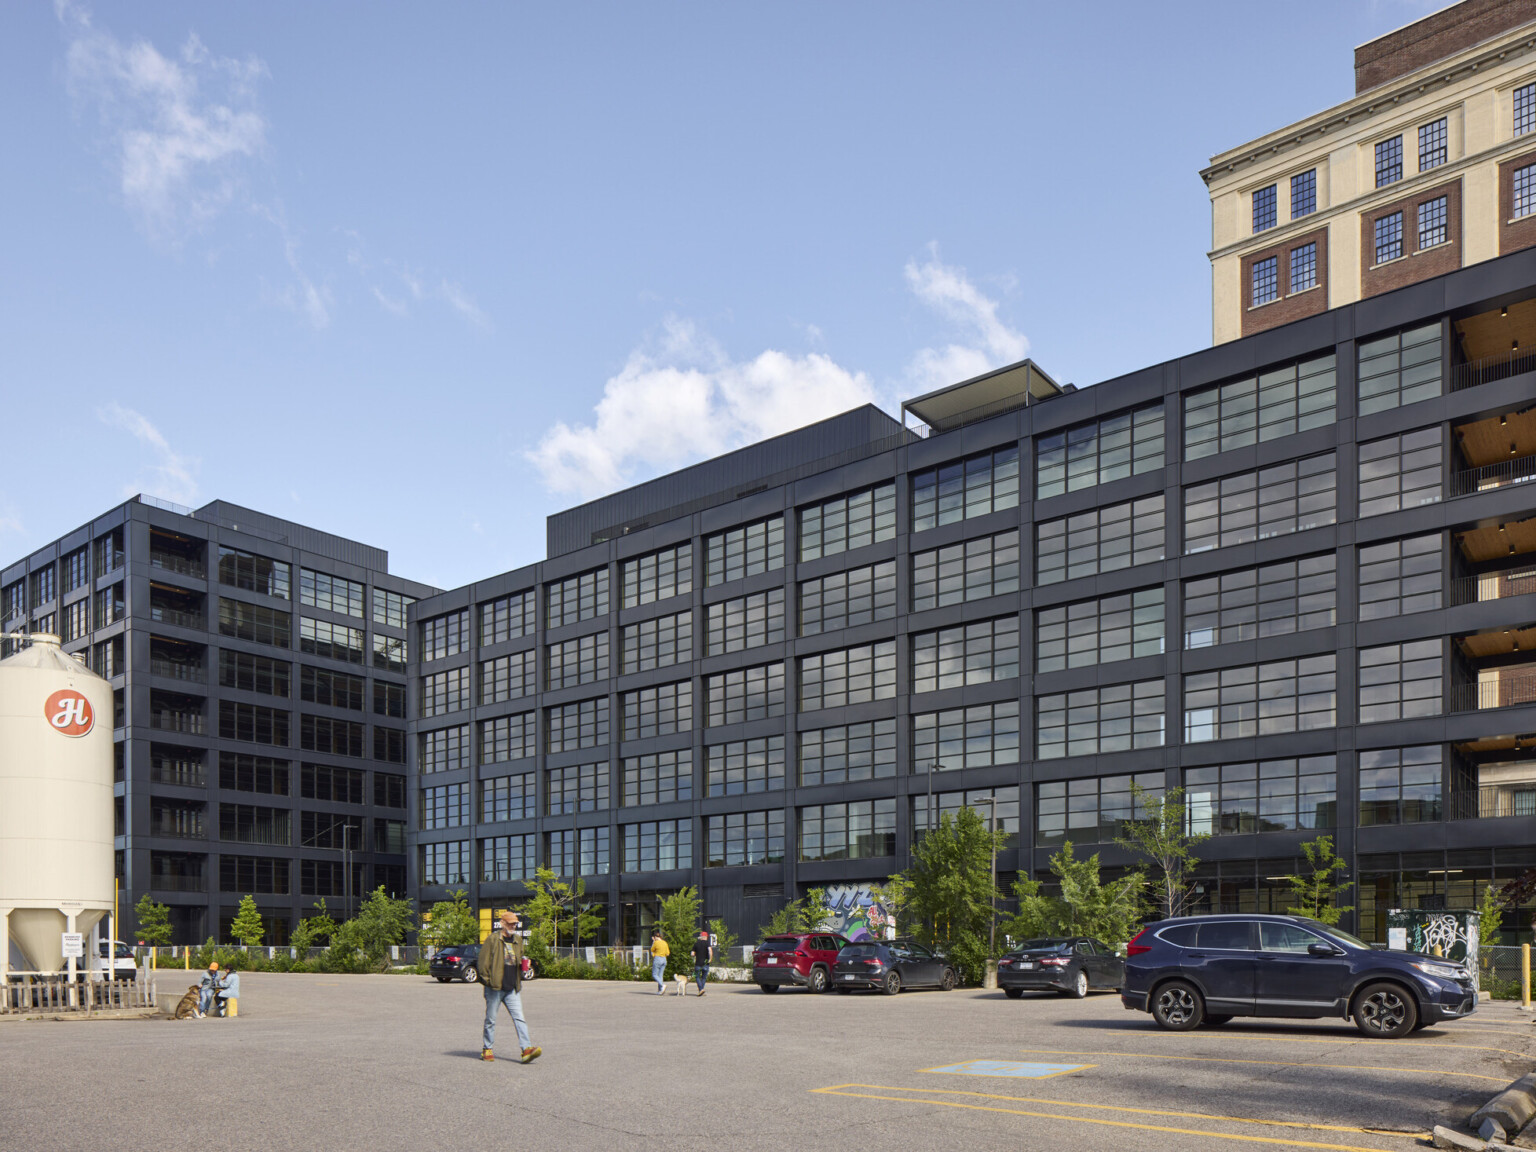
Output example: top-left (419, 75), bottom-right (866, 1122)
top-left (477, 929), bottom-right (524, 992)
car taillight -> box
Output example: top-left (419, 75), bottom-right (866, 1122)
top-left (1126, 929), bottom-right (1152, 957)
top-left (1041, 957), bottom-right (1068, 967)
top-left (997, 959), bottom-right (1012, 968)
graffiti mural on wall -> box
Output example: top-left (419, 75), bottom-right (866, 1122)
top-left (820, 885), bottom-right (895, 942)
top-left (1386, 909), bottom-right (1481, 992)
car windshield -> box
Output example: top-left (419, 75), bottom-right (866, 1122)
top-left (840, 944), bottom-right (883, 958)
top-left (757, 939), bottom-right (797, 952)
top-left (1013, 939), bottom-right (1072, 953)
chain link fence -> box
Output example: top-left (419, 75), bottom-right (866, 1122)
top-left (1480, 945), bottom-right (1531, 999)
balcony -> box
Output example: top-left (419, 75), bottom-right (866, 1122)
top-left (1449, 454), bottom-right (1536, 497)
top-left (1448, 785), bottom-right (1536, 821)
top-left (1451, 345), bottom-right (1536, 392)
top-left (1450, 563), bottom-right (1536, 606)
top-left (150, 758), bottom-right (205, 788)
top-left (149, 872), bottom-right (206, 893)
top-left (149, 708), bottom-right (204, 735)
top-left (149, 605), bottom-right (205, 630)
top-left (149, 805), bottom-right (206, 840)
top-left (150, 657), bottom-right (205, 683)
top-left (1450, 669), bottom-right (1536, 712)
top-left (149, 551), bottom-right (205, 579)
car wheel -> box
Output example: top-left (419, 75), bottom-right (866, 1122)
top-left (461, 968), bottom-right (476, 983)
top-left (882, 971), bottom-right (902, 996)
top-left (468, 965), bottom-right (482, 983)
top-left (1201, 1014), bottom-right (1233, 1027)
top-left (940, 968), bottom-right (957, 992)
top-left (1067, 970), bottom-right (1088, 999)
top-left (758, 983), bottom-right (778, 993)
top-left (1004, 987), bottom-right (1024, 1000)
top-left (807, 967), bottom-right (829, 994)
top-left (1353, 983), bottom-right (1418, 1039)
top-left (1150, 980), bottom-right (1204, 1031)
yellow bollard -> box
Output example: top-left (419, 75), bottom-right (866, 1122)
top-left (225, 997), bottom-right (238, 1018)
top-left (1522, 944), bottom-right (1530, 1009)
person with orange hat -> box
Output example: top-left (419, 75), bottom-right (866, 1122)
top-left (196, 961), bottom-right (221, 1018)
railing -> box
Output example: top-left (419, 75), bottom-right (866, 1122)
top-left (149, 710), bottom-right (204, 735)
top-left (149, 657), bottom-right (204, 683)
top-left (1451, 346), bottom-right (1536, 391)
top-left (1, 974), bottom-right (156, 1015)
top-left (1450, 670), bottom-right (1536, 712)
top-left (149, 873), bottom-right (207, 893)
top-left (149, 815), bottom-right (205, 840)
top-left (1448, 785), bottom-right (1536, 821)
top-left (1450, 565), bottom-right (1536, 605)
top-left (1450, 454), bottom-right (1536, 497)
top-left (149, 552), bottom-right (205, 579)
top-left (149, 605), bottom-right (204, 630)
top-left (150, 760), bottom-right (205, 788)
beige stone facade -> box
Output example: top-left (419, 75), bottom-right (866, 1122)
top-left (1205, 0), bottom-right (1536, 343)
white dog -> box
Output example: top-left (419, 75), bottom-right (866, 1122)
top-left (672, 973), bottom-right (690, 997)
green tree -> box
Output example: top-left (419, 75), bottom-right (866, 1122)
top-left (1282, 835), bottom-right (1353, 925)
top-left (289, 899), bottom-right (336, 956)
top-left (133, 893), bottom-right (172, 948)
top-left (707, 917), bottom-right (738, 961)
top-left (519, 868), bottom-right (602, 952)
top-left (1478, 881), bottom-right (1507, 946)
top-left (867, 875), bottom-right (914, 938)
top-left (1115, 784), bottom-right (1209, 920)
top-left (329, 887), bottom-right (415, 971)
top-left (230, 895), bottom-right (266, 947)
top-left (1002, 842), bottom-right (1144, 949)
top-left (420, 890), bottom-right (480, 950)
top-left (756, 887), bottom-right (833, 938)
top-left (657, 886), bottom-right (701, 978)
top-left (906, 806), bottom-right (1007, 983)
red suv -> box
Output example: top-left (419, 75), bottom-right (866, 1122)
top-left (753, 932), bottom-right (849, 993)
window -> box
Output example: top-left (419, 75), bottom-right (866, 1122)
top-left (1290, 242), bottom-right (1317, 292)
top-left (480, 590), bottom-right (536, 644)
top-left (708, 810), bottom-right (785, 866)
top-left (480, 712), bottom-right (536, 763)
top-left (1, 580), bottom-right (22, 622)
top-left (1291, 169), bottom-right (1316, 218)
top-left (1252, 257), bottom-right (1279, 306)
top-left (546, 699), bottom-right (609, 753)
top-left (372, 633), bottom-right (407, 673)
top-left (1359, 745), bottom-right (1442, 825)
top-left (1186, 756), bottom-right (1337, 835)
top-left (421, 841), bottom-right (470, 885)
top-left (706, 736), bottom-right (785, 796)
top-left (546, 631), bottom-right (610, 690)
top-left (372, 588), bottom-right (415, 629)
top-left (1375, 135), bottom-right (1402, 187)
top-left (799, 719), bottom-right (897, 785)
top-left (622, 819), bottom-right (692, 872)
top-left (1418, 117), bottom-right (1447, 170)
top-left (1359, 640), bottom-right (1441, 722)
top-left (1036, 404), bottom-right (1164, 500)
top-left (911, 445), bottom-right (1020, 532)
top-left (93, 583), bottom-right (124, 629)
top-left (374, 771), bottom-right (406, 808)
top-left (1358, 428), bottom-right (1441, 518)
top-left (300, 617), bottom-right (364, 664)
top-left (219, 701), bottom-right (290, 746)
top-left (1359, 535), bottom-right (1441, 620)
top-left (707, 588), bottom-right (785, 654)
top-left (420, 611), bottom-right (468, 661)
top-left (799, 640), bottom-right (896, 710)
top-left (1038, 680), bottom-right (1165, 759)
top-left (622, 543), bottom-right (693, 607)
top-left (480, 834), bottom-right (536, 882)
top-left (800, 482), bottom-right (896, 560)
top-left (419, 667), bottom-right (469, 717)
top-left (1183, 655), bottom-right (1336, 741)
top-left (1184, 354), bottom-right (1336, 460)
top-left (1036, 495), bottom-right (1165, 584)
top-left (300, 666), bottom-right (364, 710)
top-left (1517, 162), bottom-right (1536, 219)
top-left (1374, 212), bottom-right (1403, 264)
top-left (913, 786), bottom-right (1019, 847)
top-left (551, 827), bottom-right (610, 876)
top-left (1183, 555), bottom-right (1336, 648)
top-left (1038, 588), bottom-right (1164, 672)
top-left (798, 799), bottom-right (895, 861)
top-left (481, 650), bottom-right (536, 703)
top-left (219, 804), bottom-right (289, 846)
top-left (1037, 772), bottom-right (1163, 847)
top-left (547, 568), bottom-right (610, 627)
top-left (1252, 184), bottom-right (1276, 232)
top-left (1418, 196), bottom-right (1448, 249)
top-left (622, 749), bottom-right (692, 806)
top-left (219, 753), bottom-right (290, 795)
top-left (373, 726), bottom-right (406, 764)
top-left (301, 763), bottom-right (365, 804)
top-left (620, 680), bottom-right (693, 739)
top-left (706, 517), bottom-right (784, 585)
top-left (218, 547), bottom-right (289, 599)
top-left (220, 650), bottom-right (291, 697)
top-left (1518, 81), bottom-right (1536, 137)
top-left (480, 773), bottom-right (535, 822)
top-left (419, 725), bottom-right (469, 773)
top-left (60, 599), bottom-right (88, 643)
top-left (546, 763), bottom-right (610, 814)
top-left (911, 616), bottom-right (1019, 693)
top-left (62, 547), bottom-right (89, 593)
top-left (300, 569), bottom-right (365, 618)
top-left (300, 715), bottom-right (364, 757)
top-left (705, 663), bottom-right (785, 726)
top-left (1183, 454), bottom-right (1337, 554)
top-left (219, 598), bottom-right (292, 648)
top-left (219, 856), bottom-right (289, 895)
top-left (912, 531), bottom-right (1019, 611)
top-left (1357, 323), bottom-right (1441, 414)
top-left (374, 819), bottom-right (407, 854)
top-left (912, 701), bottom-right (1020, 771)
top-left (621, 611), bottom-right (692, 673)
top-left (93, 530), bottom-right (124, 578)
top-left (91, 636), bottom-right (124, 678)
top-left (800, 560), bottom-right (897, 635)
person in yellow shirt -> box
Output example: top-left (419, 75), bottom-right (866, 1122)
top-left (649, 929), bottom-right (670, 994)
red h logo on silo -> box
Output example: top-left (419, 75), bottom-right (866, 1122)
top-left (45, 689), bottom-right (94, 737)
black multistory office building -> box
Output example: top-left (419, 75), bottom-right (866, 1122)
top-left (409, 250), bottom-right (1536, 947)
top-left (1, 498), bottom-right (437, 944)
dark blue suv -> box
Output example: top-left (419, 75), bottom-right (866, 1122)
top-left (1120, 914), bottom-right (1476, 1038)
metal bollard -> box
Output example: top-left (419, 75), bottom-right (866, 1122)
top-left (1522, 943), bottom-right (1530, 1009)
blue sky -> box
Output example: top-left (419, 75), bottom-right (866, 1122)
top-left (0, 1), bottom-right (1440, 590)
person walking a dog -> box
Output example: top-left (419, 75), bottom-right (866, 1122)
top-left (477, 909), bottom-right (541, 1064)
top-left (691, 929), bottom-right (712, 996)
top-left (649, 929), bottom-right (669, 994)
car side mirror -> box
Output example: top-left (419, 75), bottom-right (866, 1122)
top-left (1307, 942), bottom-right (1341, 957)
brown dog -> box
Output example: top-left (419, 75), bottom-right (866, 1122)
top-left (173, 985), bottom-right (201, 1019)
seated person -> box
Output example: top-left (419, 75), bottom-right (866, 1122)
top-left (196, 962), bottom-right (221, 1018)
top-left (215, 970), bottom-right (240, 1014)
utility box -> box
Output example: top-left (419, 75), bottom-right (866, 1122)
top-left (1386, 909), bottom-right (1481, 991)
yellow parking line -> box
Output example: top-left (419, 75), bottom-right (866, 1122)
top-left (809, 1085), bottom-right (1407, 1152)
top-left (1013, 1047), bottom-right (1510, 1084)
top-left (1151, 1034), bottom-right (1530, 1060)
top-left (918, 1061), bottom-right (1094, 1079)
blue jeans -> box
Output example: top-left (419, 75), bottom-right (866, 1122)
top-left (483, 985), bottom-right (531, 1051)
top-left (651, 956), bottom-right (667, 990)
top-left (198, 987), bottom-right (215, 1014)
top-left (694, 963), bottom-right (708, 991)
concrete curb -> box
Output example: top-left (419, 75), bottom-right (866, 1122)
top-left (1468, 1072), bottom-right (1536, 1143)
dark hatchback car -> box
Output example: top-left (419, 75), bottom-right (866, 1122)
top-left (753, 933), bottom-right (849, 993)
top-left (429, 944), bottom-right (480, 983)
top-left (832, 939), bottom-right (958, 994)
top-left (998, 937), bottom-right (1123, 999)
top-left (1121, 914), bottom-right (1476, 1038)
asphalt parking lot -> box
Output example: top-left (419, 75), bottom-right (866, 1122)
top-left (2, 973), bottom-right (1532, 1152)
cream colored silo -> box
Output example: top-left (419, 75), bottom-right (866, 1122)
top-left (0, 634), bottom-right (115, 974)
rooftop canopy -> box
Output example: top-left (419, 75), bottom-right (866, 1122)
top-left (901, 358), bottom-right (1063, 435)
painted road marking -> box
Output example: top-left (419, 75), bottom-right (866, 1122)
top-left (1162, 1034), bottom-right (1531, 1060)
top-left (922, 1060), bottom-right (1091, 1079)
top-left (1013, 1047), bottom-right (1510, 1084)
top-left (809, 1085), bottom-right (1414, 1152)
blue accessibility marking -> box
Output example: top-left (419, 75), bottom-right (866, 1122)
top-left (924, 1060), bottom-right (1091, 1079)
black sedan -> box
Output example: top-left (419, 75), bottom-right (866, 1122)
top-left (832, 939), bottom-right (958, 994)
top-left (997, 937), bottom-right (1123, 999)
top-left (428, 944), bottom-right (480, 983)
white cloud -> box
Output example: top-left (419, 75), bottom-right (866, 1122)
top-left (62, 8), bottom-right (266, 241)
top-left (98, 404), bottom-right (199, 506)
top-left (343, 232), bottom-right (489, 328)
top-left (904, 246), bottom-right (1029, 391)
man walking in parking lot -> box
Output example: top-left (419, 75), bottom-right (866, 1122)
top-left (478, 909), bottom-right (541, 1064)
top-left (692, 929), bottom-right (712, 996)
